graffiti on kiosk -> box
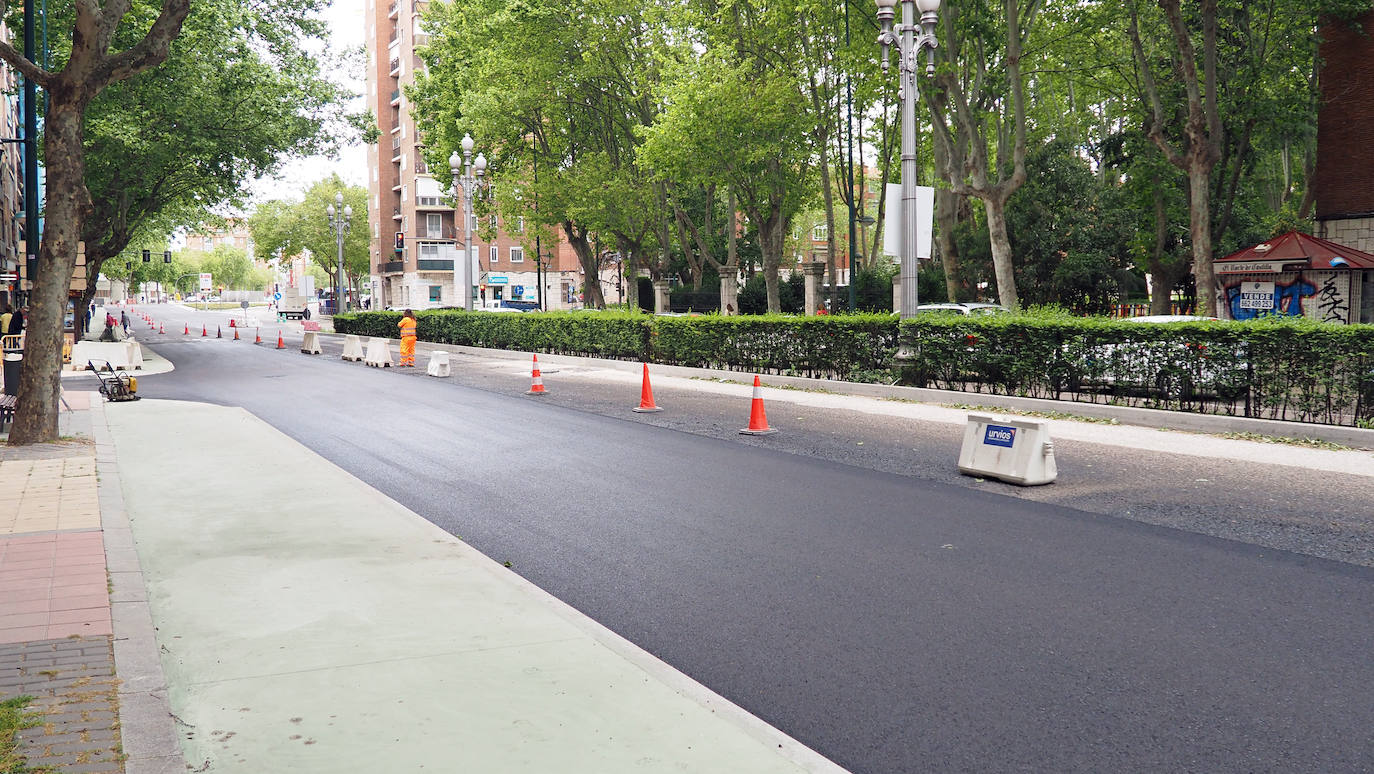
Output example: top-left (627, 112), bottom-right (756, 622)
top-left (1224, 277), bottom-right (1315, 320)
top-left (1316, 275), bottom-right (1351, 323)
top-left (1223, 271), bottom-right (1352, 323)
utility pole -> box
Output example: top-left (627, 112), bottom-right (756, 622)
top-left (22, 0), bottom-right (38, 301)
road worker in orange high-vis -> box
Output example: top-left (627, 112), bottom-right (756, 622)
top-left (398, 309), bottom-right (417, 367)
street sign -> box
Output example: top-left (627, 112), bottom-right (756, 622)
top-left (240, 301), bottom-right (249, 310)
top-left (199, 273), bottom-right (213, 291)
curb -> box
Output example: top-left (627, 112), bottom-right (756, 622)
top-left (92, 400), bottom-right (184, 774)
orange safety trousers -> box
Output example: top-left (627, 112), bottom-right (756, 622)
top-left (400, 335), bottom-right (416, 366)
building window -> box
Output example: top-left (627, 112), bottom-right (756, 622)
top-left (812, 224), bottom-right (827, 241)
top-left (419, 243), bottom-right (439, 258)
top-left (425, 213), bottom-right (442, 238)
top-left (489, 245), bottom-right (498, 263)
top-left (510, 246), bottom-right (524, 263)
top-left (489, 214), bottom-right (498, 229)
top-left (429, 285), bottom-right (441, 303)
top-left (517, 216), bottom-right (525, 232)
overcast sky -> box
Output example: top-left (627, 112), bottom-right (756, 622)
top-left (244, 0), bottom-right (368, 208)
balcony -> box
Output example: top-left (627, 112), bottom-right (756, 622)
top-left (389, 58), bottom-right (401, 75)
top-left (416, 259), bottom-right (454, 272)
top-left (382, 261), bottom-right (404, 273)
top-left (388, 1), bottom-right (398, 17)
top-left (415, 196), bottom-right (446, 209)
top-left (390, 89), bottom-right (401, 105)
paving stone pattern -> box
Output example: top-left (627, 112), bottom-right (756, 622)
top-left (0, 636), bottom-right (124, 773)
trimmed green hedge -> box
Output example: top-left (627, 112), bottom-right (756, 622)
top-left (899, 313), bottom-right (1374, 426)
top-left (334, 310), bottom-right (1374, 427)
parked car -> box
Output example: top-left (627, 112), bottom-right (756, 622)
top-left (1077, 315), bottom-right (1241, 401)
top-left (914, 302), bottom-right (1008, 317)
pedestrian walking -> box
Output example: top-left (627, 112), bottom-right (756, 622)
top-left (100, 311), bottom-right (119, 341)
top-left (397, 309), bottom-right (417, 367)
top-left (0, 304), bottom-right (12, 335)
top-left (9, 305), bottom-right (22, 333)
top-left (120, 309), bottom-right (130, 334)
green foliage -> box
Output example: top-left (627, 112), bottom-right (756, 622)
top-left (738, 274), bottom-right (805, 315)
top-left (901, 313), bottom-right (1374, 426)
top-left (954, 140), bottom-right (1138, 314)
top-left (335, 309), bottom-right (1374, 426)
top-left (75, 0), bottom-right (353, 272)
top-left (249, 176), bottom-right (370, 293)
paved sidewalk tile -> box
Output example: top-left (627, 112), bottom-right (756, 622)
top-left (0, 636), bottom-right (125, 774)
top-left (0, 532), bottom-right (112, 643)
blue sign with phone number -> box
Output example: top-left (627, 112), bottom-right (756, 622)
top-left (983, 425), bottom-right (1017, 448)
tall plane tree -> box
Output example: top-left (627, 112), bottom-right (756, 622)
top-left (1, 0), bottom-right (191, 444)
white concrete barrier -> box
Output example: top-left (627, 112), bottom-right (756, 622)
top-left (125, 341), bottom-right (144, 370)
top-left (301, 331), bottom-right (322, 355)
top-left (72, 341), bottom-right (142, 371)
top-left (364, 337), bottom-right (393, 368)
top-left (957, 412), bottom-right (1057, 486)
top-left (341, 335), bottom-right (365, 362)
top-left (426, 351), bottom-right (451, 378)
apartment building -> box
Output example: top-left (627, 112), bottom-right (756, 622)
top-left (364, 0), bottom-right (585, 310)
top-left (183, 218), bottom-right (257, 261)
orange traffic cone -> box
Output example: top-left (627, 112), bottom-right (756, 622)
top-left (184, 324), bottom-right (189, 335)
top-left (739, 375), bottom-right (776, 435)
top-left (233, 327), bottom-right (240, 341)
top-left (255, 329), bottom-right (262, 344)
top-left (229, 318), bottom-right (236, 328)
top-left (632, 363), bottom-right (663, 413)
top-left (201, 325), bottom-right (208, 337)
top-left (526, 354), bottom-right (547, 395)
top-left (216, 326), bottom-right (222, 339)
top-left (276, 331), bottom-right (285, 349)
top-left (159, 323), bottom-right (165, 334)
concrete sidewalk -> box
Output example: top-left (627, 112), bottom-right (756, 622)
top-left (98, 399), bottom-right (845, 773)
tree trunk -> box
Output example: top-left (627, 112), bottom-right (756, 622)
top-left (562, 221), bottom-right (605, 308)
top-left (935, 187), bottom-right (963, 302)
top-left (757, 205), bottom-right (785, 314)
top-left (982, 197), bottom-right (1019, 310)
top-left (11, 105), bottom-right (90, 443)
top-left (1187, 165), bottom-right (1216, 316)
top-left (1148, 188), bottom-right (1179, 315)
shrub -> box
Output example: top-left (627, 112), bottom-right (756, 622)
top-left (335, 309), bottom-right (1374, 426)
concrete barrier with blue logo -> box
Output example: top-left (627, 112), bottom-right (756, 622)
top-left (957, 412), bottom-right (1058, 486)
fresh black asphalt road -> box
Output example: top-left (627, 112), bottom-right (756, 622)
top-left (109, 307), bottom-right (1374, 773)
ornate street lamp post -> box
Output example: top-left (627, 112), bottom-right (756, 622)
top-left (449, 133), bottom-right (489, 311)
top-left (326, 192), bottom-right (352, 315)
top-left (876, 0), bottom-right (940, 318)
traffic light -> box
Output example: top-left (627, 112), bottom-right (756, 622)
top-left (141, 249), bottom-right (150, 262)
top-left (163, 250), bottom-right (171, 263)
top-left (394, 232), bottom-right (404, 253)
